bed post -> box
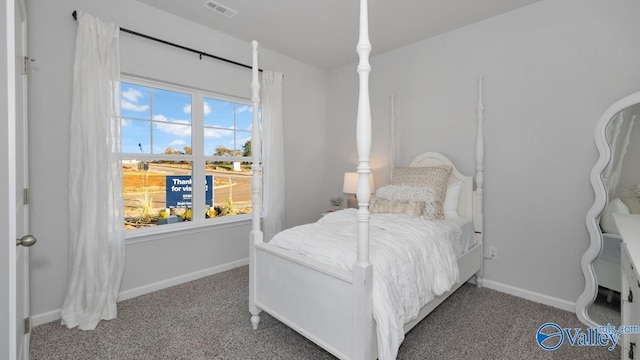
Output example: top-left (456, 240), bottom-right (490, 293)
top-left (474, 76), bottom-right (485, 288)
top-left (352, 0), bottom-right (374, 358)
top-left (249, 40), bottom-right (263, 329)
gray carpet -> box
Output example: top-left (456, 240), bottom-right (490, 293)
top-left (31, 266), bottom-right (619, 359)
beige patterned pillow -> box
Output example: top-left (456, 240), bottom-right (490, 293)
top-left (370, 196), bottom-right (425, 218)
top-left (391, 165), bottom-right (452, 219)
top-left (374, 185), bottom-right (439, 220)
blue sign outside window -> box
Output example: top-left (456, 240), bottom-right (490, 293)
top-left (166, 175), bottom-right (213, 208)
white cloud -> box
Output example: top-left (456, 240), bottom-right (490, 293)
top-left (121, 100), bottom-right (149, 112)
top-left (156, 122), bottom-right (191, 137)
top-left (121, 87), bottom-right (149, 112)
top-left (236, 105), bottom-right (252, 113)
top-left (183, 102), bottom-right (212, 116)
top-left (153, 114), bottom-right (192, 137)
top-left (121, 119), bottom-right (131, 127)
top-left (169, 139), bottom-right (186, 146)
top-left (122, 88), bottom-right (143, 102)
top-left (237, 135), bottom-right (251, 145)
top-left (204, 127), bottom-right (233, 139)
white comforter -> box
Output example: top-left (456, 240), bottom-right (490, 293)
top-left (268, 209), bottom-right (460, 360)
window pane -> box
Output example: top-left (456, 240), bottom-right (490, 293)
top-left (235, 104), bottom-right (253, 131)
top-left (123, 160), bottom-right (193, 230)
top-left (205, 128), bottom-right (236, 156)
top-left (122, 119), bottom-right (151, 154)
top-left (235, 130), bottom-right (251, 156)
top-left (153, 122), bottom-right (192, 155)
top-left (150, 89), bottom-right (192, 155)
top-left (204, 98), bottom-right (234, 127)
top-left (206, 165), bottom-right (252, 219)
top-left (121, 83), bottom-right (150, 119)
top-left (152, 89), bottom-right (192, 125)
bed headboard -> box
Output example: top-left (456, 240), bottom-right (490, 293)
top-left (409, 152), bottom-right (474, 220)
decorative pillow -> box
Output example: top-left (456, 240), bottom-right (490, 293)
top-left (443, 181), bottom-right (462, 219)
top-left (600, 198), bottom-right (630, 234)
top-left (391, 165), bottom-right (452, 219)
top-left (374, 184), bottom-right (440, 220)
top-left (370, 196), bottom-right (425, 218)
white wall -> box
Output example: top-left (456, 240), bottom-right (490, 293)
top-left (326, 0), bottom-right (640, 305)
top-left (27, 0), bottom-right (328, 323)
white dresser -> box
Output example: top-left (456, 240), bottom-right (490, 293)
top-left (614, 213), bottom-right (640, 359)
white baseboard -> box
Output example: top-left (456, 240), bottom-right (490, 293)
top-left (32, 263), bottom-right (574, 328)
top-left (31, 258), bottom-right (249, 327)
top-left (118, 258), bottom-right (248, 301)
top-left (482, 279), bottom-right (576, 312)
top-left (31, 308), bottom-right (61, 328)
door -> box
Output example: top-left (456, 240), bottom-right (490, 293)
top-left (15, 0), bottom-right (32, 358)
top-left (1, 0), bottom-right (32, 359)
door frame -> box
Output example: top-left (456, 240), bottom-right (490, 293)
top-left (1, 0), bottom-right (19, 359)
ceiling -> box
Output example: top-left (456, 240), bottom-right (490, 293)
top-left (137, 0), bottom-right (542, 69)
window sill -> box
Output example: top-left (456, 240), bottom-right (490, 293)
top-left (125, 213), bottom-right (253, 245)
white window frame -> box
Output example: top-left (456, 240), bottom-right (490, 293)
top-left (120, 75), bottom-right (257, 240)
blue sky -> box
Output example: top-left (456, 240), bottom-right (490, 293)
top-left (120, 82), bottom-right (253, 156)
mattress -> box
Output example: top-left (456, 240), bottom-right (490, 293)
top-left (437, 216), bottom-right (476, 257)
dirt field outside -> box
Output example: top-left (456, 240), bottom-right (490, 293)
top-left (122, 163), bottom-right (252, 229)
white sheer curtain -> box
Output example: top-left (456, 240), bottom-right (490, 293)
top-left (61, 11), bottom-right (125, 330)
top-left (261, 71), bottom-right (285, 241)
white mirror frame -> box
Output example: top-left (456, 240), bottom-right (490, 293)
top-left (577, 91), bottom-right (640, 328)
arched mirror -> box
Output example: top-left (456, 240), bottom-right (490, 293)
top-left (578, 91), bottom-right (640, 328)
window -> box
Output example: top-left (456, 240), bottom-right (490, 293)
top-left (119, 77), bottom-right (258, 232)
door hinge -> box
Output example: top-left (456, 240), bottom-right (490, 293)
top-left (629, 288), bottom-right (634, 303)
top-left (23, 188), bottom-right (29, 205)
top-left (24, 317), bottom-right (30, 334)
top-left (22, 56), bottom-right (34, 75)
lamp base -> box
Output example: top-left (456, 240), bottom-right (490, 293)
top-left (347, 195), bottom-right (358, 209)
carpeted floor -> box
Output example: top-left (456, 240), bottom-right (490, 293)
top-left (31, 266), bottom-right (619, 359)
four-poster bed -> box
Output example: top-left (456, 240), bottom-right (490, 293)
top-left (248, 1), bottom-right (484, 359)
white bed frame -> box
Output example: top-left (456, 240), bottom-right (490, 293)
top-left (247, 1), bottom-right (484, 358)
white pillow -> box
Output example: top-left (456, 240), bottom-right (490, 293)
top-left (600, 198), bottom-right (630, 234)
top-left (443, 182), bottom-right (462, 219)
top-left (374, 185), bottom-right (440, 220)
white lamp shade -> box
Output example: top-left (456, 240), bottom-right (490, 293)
top-left (343, 172), bottom-right (375, 194)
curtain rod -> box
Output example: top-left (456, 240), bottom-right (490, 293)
top-left (71, 10), bottom-right (262, 73)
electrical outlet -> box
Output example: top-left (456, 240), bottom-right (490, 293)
top-left (489, 246), bottom-right (498, 259)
